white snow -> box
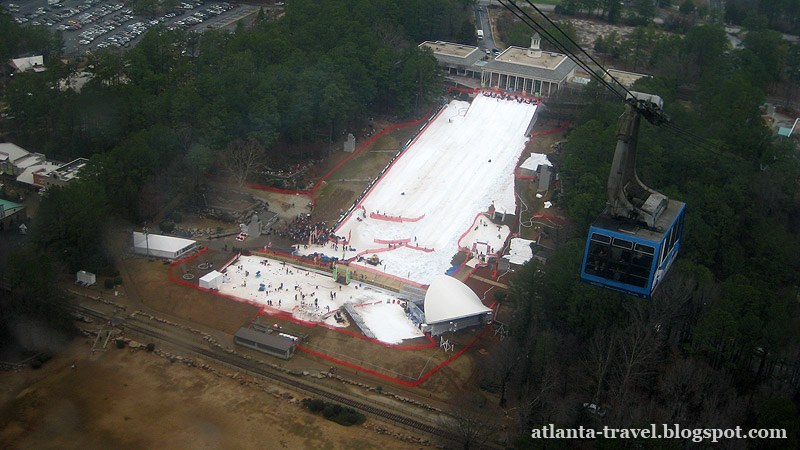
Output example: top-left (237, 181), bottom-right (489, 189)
top-left (298, 95), bottom-right (538, 285)
top-left (216, 255), bottom-right (423, 344)
top-left (519, 152), bottom-right (552, 171)
top-left (507, 238), bottom-right (535, 265)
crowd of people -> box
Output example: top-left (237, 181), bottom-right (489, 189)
top-left (277, 213), bottom-right (333, 246)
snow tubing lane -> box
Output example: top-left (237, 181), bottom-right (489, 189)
top-left (311, 110), bottom-right (434, 194)
top-left (334, 105), bottom-right (448, 235)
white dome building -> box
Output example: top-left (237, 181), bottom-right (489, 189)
top-left (422, 275), bottom-right (493, 336)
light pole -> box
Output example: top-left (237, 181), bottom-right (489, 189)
top-left (143, 225), bottom-right (150, 257)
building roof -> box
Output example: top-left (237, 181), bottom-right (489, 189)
top-left (234, 327), bottom-right (296, 353)
top-left (419, 41), bottom-right (485, 68)
top-left (11, 153), bottom-right (45, 170)
top-left (199, 270), bottom-right (223, 283)
top-left (606, 69), bottom-right (650, 88)
top-left (483, 46), bottom-right (578, 82)
top-left (423, 275), bottom-right (491, 325)
top-left (778, 118), bottom-right (799, 137)
top-left (0, 143), bottom-right (30, 163)
top-left (0, 199), bottom-right (26, 219)
top-left (15, 161), bottom-right (60, 186)
top-left (10, 55), bottom-right (45, 73)
top-left (50, 158), bottom-right (89, 182)
top-left (132, 232), bottom-right (197, 254)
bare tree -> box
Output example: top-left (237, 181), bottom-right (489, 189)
top-left (220, 137), bottom-right (267, 185)
top-left (437, 395), bottom-right (502, 450)
top-left (613, 308), bottom-right (659, 409)
top-left (583, 328), bottom-right (617, 408)
top-left (479, 337), bottom-right (521, 407)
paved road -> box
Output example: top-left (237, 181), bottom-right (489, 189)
top-left (474, 4), bottom-right (495, 53)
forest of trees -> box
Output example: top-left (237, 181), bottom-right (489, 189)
top-left (3, 1), bottom-right (800, 448)
top-left (0, 0), bottom-right (465, 349)
top-left (483, 20), bottom-right (800, 449)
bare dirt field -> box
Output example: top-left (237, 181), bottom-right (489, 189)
top-left (0, 339), bottom-right (428, 450)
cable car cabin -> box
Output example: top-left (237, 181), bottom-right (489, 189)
top-left (581, 200), bottom-right (685, 298)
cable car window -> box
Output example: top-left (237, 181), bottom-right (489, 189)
top-left (585, 233), bottom-right (652, 288)
top-left (612, 238), bottom-right (633, 250)
top-left (585, 233), bottom-right (611, 277)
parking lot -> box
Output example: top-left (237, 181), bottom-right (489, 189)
top-left (3, 0), bottom-right (260, 56)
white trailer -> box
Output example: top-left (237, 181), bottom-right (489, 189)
top-left (77, 270), bottom-right (96, 286)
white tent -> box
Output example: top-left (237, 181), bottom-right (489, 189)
top-left (199, 270), bottom-right (223, 290)
top-left (519, 152), bottom-right (552, 171)
top-left (132, 232), bottom-right (197, 259)
top-left (423, 275), bottom-right (492, 335)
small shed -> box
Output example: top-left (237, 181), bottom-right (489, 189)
top-left (76, 270), bottom-right (96, 286)
top-left (233, 327), bottom-right (298, 360)
top-left (199, 270), bottom-right (223, 290)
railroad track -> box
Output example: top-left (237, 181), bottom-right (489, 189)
top-left (71, 303), bottom-right (461, 443)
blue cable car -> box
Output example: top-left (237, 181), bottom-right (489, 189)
top-left (580, 92), bottom-right (685, 299)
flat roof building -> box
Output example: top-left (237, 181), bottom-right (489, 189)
top-left (132, 232), bottom-right (197, 259)
top-left (0, 143), bottom-right (33, 175)
top-left (233, 327), bottom-right (298, 360)
top-left (421, 33), bottom-right (578, 97)
top-left (481, 34), bottom-right (577, 97)
top-left (38, 158), bottom-right (89, 188)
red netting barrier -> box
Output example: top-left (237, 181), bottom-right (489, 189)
top-left (529, 122), bottom-right (568, 137)
top-left (457, 211), bottom-right (492, 254)
top-left (168, 246), bottom-right (209, 266)
top-left (201, 111), bottom-right (434, 209)
top-left (220, 252), bottom-right (240, 271)
top-left (311, 111), bottom-right (434, 194)
top-left (532, 214), bottom-right (572, 224)
top-left (297, 320), bottom-right (492, 387)
top-left (447, 86), bottom-right (543, 103)
top-left (368, 212), bottom-right (426, 223)
top-left (402, 243), bottom-right (434, 253)
top-left (201, 173), bottom-right (315, 206)
top-left (369, 212), bottom-right (402, 222)
top-left (335, 106), bottom-right (449, 234)
top-left (373, 238), bottom-right (411, 245)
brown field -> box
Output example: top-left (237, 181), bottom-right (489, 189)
top-left (0, 340), bottom-right (429, 450)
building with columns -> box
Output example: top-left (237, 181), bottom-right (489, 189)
top-left (420, 33), bottom-right (578, 98)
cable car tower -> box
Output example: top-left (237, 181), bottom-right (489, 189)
top-left (580, 92), bottom-right (686, 298)
top-left (492, 0), bottom-right (688, 298)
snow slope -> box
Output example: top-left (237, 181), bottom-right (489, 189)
top-left (301, 95), bottom-right (538, 285)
